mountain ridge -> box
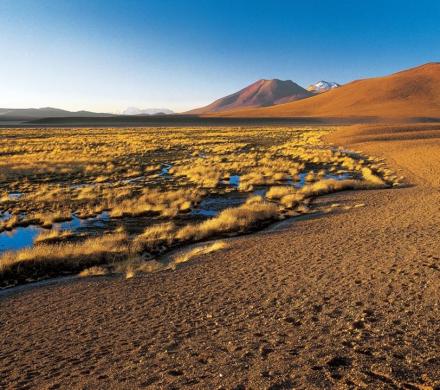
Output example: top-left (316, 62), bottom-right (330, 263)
top-left (209, 63), bottom-right (440, 119)
top-left (0, 107), bottom-right (113, 120)
top-left (122, 107), bottom-right (174, 115)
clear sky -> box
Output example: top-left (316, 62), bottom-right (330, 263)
top-left (1, 0), bottom-right (439, 113)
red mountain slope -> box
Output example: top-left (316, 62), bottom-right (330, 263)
top-left (187, 79), bottom-right (313, 114)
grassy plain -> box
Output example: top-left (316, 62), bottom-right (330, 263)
top-left (0, 127), bottom-right (400, 286)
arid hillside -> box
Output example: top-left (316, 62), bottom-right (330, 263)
top-left (213, 63), bottom-right (440, 119)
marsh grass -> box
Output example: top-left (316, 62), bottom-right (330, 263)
top-left (0, 126), bottom-right (399, 287)
top-left (0, 232), bottom-right (129, 286)
top-left (34, 229), bottom-right (75, 244)
top-left (176, 197), bottom-right (279, 241)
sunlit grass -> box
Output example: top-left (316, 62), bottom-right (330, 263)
top-left (0, 126), bottom-right (400, 286)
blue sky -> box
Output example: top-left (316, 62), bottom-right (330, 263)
top-left (1, 0), bottom-right (439, 113)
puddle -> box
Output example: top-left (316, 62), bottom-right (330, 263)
top-left (0, 211), bottom-right (11, 222)
top-left (0, 212), bottom-right (111, 254)
top-left (8, 192), bottom-right (23, 200)
top-left (191, 208), bottom-right (218, 217)
top-left (0, 225), bottom-right (43, 252)
top-left (294, 173), bottom-right (308, 188)
top-left (191, 192), bottom-right (249, 217)
top-left (325, 172), bottom-right (354, 181)
top-left (54, 211), bottom-right (111, 231)
top-left (229, 175), bottom-right (240, 187)
top-left (160, 163), bottom-right (173, 176)
top-left (253, 188), bottom-right (267, 196)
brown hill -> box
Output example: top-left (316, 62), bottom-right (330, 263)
top-left (187, 79), bottom-right (313, 114)
top-left (212, 63), bottom-right (440, 119)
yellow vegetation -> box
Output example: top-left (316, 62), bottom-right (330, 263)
top-left (79, 266), bottom-right (109, 277)
top-left (0, 126), bottom-right (399, 286)
top-left (171, 241), bottom-right (228, 267)
top-left (33, 229), bottom-right (74, 244)
top-left (176, 197), bottom-right (279, 241)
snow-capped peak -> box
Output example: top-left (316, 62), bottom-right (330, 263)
top-left (307, 80), bottom-right (341, 93)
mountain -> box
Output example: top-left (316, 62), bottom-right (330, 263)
top-left (122, 107), bottom-right (174, 115)
top-left (213, 63), bottom-right (440, 119)
top-left (0, 107), bottom-right (113, 121)
top-left (187, 79), bottom-right (313, 114)
top-left (307, 80), bottom-right (340, 93)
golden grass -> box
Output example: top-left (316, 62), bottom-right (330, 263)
top-left (0, 232), bottom-right (129, 281)
top-left (132, 222), bottom-right (177, 252)
top-left (0, 126), bottom-right (399, 286)
top-left (109, 188), bottom-right (202, 218)
top-left (280, 193), bottom-right (306, 209)
top-left (176, 197), bottom-right (279, 241)
top-left (79, 266), bottom-right (109, 277)
top-left (171, 241), bottom-right (228, 267)
top-left (33, 229), bottom-right (74, 244)
top-left (266, 186), bottom-right (297, 200)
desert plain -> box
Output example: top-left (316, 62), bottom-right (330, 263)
top-left (0, 122), bottom-right (438, 389)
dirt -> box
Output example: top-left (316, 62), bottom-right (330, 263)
top-left (0, 124), bottom-right (439, 389)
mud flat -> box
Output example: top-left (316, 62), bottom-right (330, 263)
top-left (0, 124), bottom-right (439, 389)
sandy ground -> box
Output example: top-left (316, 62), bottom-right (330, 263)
top-left (1, 125), bottom-right (439, 389)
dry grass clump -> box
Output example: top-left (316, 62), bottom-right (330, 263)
top-left (24, 210), bottom-right (72, 229)
top-left (132, 222), bottom-right (177, 252)
top-left (113, 258), bottom-right (166, 279)
top-left (266, 186), bottom-right (296, 200)
top-left (280, 193), bottom-right (306, 209)
top-left (237, 162), bottom-right (301, 191)
top-left (133, 260), bottom-right (165, 273)
top-left (0, 214), bottom-right (20, 231)
top-left (265, 186), bottom-right (307, 208)
top-left (176, 197), bottom-right (279, 241)
top-left (300, 177), bottom-right (385, 199)
top-left (33, 229), bottom-right (74, 244)
top-left (170, 162), bottom-right (223, 188)
top-left (109, 188), bottom-right (202, 218)
top-left (170, 241), bottom-right (228, 267)
top-left (122, 241), bottom-right (229, 277)
top-left (0, 231), bottom-right (129, 283)
top-left (123, 259), bottom-right (166, 278)
top-left (361, 167), bottom-right (386, 186)
top-left (79, 266), bottom-right (109, 277)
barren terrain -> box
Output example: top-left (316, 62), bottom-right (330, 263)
top-left (0, 124), bottom-right (439, 389)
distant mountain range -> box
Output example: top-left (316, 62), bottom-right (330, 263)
top-left (0, 106), bottom-right (174, 122)
top-left (187, 79), bottom-right (314, 114)
top-left (2, 62), bottom-right (439, 123)
top-left (122, 107), bottom-right (174, 115)
top-left (0, 107), bottom-right (113, 121)
top-left (212, 62), bottom-right (440, 119)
